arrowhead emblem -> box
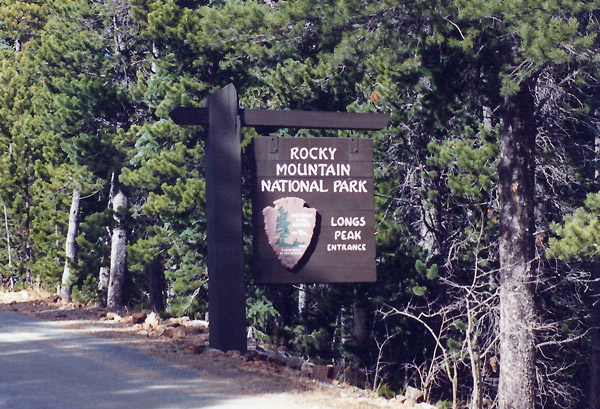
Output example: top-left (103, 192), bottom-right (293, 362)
top-left (262, 197), bottom-right (317, 270)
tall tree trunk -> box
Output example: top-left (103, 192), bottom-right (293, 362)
top-left (98, 173), bottom-right (117, 296)
top-left (353, 286), bottom-right (370, 347)
top-left (98, 266), bottom-right (109, 297)
top-left (497, 84), bottom-right (538, 409)
top-left (298, 284), bottom-right (308, 324)
top-left (592, 266), bottom-right (600, 409)
top-left (590, 121), bottom-right (600, 409)
top-left (467, 298), bottom-right (483, 409)
top-left (24, 180), bottom-right (32, 282)
top-left (60, 188), bottom-right (81, 302)
top-left (147, 258), bottom-right (165, 312)
top-left (3, 200), bottom-right (11, 269)
top-left (107, 188), bottom-right (128, 310)
top-left (165, 281), bottom-right (175, 314)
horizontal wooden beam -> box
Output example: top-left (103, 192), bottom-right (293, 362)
top-left (170, 107), bottom-right (389, 131)
top-left (241, 109), bottom-right (389, 130)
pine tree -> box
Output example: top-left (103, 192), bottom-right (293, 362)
top-left (446, 1), bottom-right (599, 407)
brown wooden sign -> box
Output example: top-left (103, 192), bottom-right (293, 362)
top-left (253, 136), bottom-right (376, 283)
top-left (170, 84), bottom-right (388, 352)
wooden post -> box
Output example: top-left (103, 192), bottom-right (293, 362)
top-left (204, 84), bottom-right (246, 352)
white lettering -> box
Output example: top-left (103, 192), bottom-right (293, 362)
top-left (275, 163), bottom-right (351, 177)
top-left (288, 147), bottom-right (338, 161)
top-left (333, 180), bottom-right (368, 193)
top-left (276, 163), bottom-right (287, 175)
top-left (326, 243), bottom-right (367, 251)
top-left (260, 179), bottom-right (328, 193)
top-left (310, 180), bottom-right (328, 192)
top-left (334, 230), bottom-right (362, 241)
top-left (331, 216), bottom-right (366, 227)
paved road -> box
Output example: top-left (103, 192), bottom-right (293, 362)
top-left (0, 311), bottom-right (284, 409)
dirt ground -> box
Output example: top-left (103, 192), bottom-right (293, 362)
top-left (0, 288), bottom-right (434, 409)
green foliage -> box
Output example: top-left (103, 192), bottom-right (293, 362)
top-left (427, 134), bottom-right (498, 202)
top-left (548, 192), bottom-right (600, 260)
top-left (455, 0), bottom-right (598, 96)
top-left (71, 274), bottom-right (101, 304)
top-left (288, 325), bottom-right (331, 357)
top-left (246, 291), bottom-right (280, 340)
top-left (376, 383), bottom-right (396, 399)
top-left (416, 260), bottom-right (439, 280)
top-left (435, 400), bottom-right (453, 409)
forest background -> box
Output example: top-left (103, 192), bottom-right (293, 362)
top-left (1, 0), bottom-right (599, 408)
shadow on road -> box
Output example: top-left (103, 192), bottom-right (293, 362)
top-left (0, 311), bottom-right (300, 409)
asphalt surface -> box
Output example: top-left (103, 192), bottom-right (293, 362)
top-left (0, 311), bottom-right (278, 409)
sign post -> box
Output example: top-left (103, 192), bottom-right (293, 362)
top-left (170, 84), bottom-right (388, 352)
top-left (204, 85), bottom-right (246, 353)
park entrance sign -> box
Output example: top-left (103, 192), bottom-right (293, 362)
top-left (170, 84), bottom-right (388, 352)
top-left (253, 136), bottom-right (376, 283)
